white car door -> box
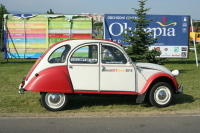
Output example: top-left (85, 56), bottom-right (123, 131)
top-left (100, 43), bottom-right (136, 92)
top-left (68, 43), bottom-right (99, 91)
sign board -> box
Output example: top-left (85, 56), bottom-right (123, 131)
top-left (4, 14), bottom-right (92, 58)
top-left (104, 14), bottom-right (190, 58)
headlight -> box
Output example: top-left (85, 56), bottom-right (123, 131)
top-left (172, 70), bottom-right (179, 76)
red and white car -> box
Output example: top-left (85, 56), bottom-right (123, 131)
top-left (19, 39), bottom-right (183, 111)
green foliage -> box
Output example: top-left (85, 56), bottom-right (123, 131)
top-left (0, 4), bottom-right (9, 51)
top-left (195, 44), bottom-right (200, 53)
top-left (192, 22), bottom-right (200, 27)
top-left (0, 4), bottom-right (9, 18)
top-left (192, 22), bottom-right (200, 32)
top-left (122, 0), bottom-right (161, 63)
top-left (124, 45), bottom-right (166, 64)
top-left (145, 49), bottom-right (168, 65)
top-left (94, 22), bottom-right (103, 27)
top-left (47, 9), bottom-right (54, 14)
top-left (72, 16), bottom-right (91, 19)
top-left (190, 44), bottom-right (200, 53)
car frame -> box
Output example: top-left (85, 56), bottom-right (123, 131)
top-left (19, 39), bottom-right (183, 111)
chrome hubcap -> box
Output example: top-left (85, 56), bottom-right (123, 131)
top-left (45, 93), bottom-right (66, 109)
top-left (154, 86), bottom-right (171, 105)
top-left (49, 94), bottom-right (60, 104)
top-left (158, 90), bottom-right (167, 100)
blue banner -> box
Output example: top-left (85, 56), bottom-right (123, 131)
top-left (7, 38), bottom-right (46, 43)
top-left (7, 53), bottom-right (43, 58)
top-left (104, 14), bottom-right (190, 58)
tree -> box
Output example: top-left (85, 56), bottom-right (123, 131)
top-left (47, 9), bottom-right (54, 14)
top-left (193, 22), bottom-right (200, 32)
top-left (123, 0), bottom-right (161, 63)
top-left (0, 4), bottom-right (9, 51)
top-left (94, 22), bottom-right (103, 27)
top-left (0, 4), bottom-right (9, 28)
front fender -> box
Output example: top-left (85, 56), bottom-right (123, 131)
top-left (139, 72), bottom-right (178, 95)
top-left (25, 66), bottom-right (73, 93)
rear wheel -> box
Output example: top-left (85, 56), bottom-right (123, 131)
top-left (149, 82), bottom-right (173, 107)
top-left (41, 93), bottom-right (68, 111)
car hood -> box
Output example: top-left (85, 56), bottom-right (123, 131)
top-left (134, 62), bottom-right (172, 75)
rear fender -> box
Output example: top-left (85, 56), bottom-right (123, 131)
top-left (25, 66), bottom-right (73, 93)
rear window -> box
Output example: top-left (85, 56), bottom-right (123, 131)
top-left (48, 45), bottom-right (71, 63)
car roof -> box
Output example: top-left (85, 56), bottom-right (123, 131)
top-left (40, 39), bottom-right (122, 58)
top-left (54, 39), bottom-right (122, 47)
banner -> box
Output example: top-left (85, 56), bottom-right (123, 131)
top-left (104, 14), bottom-right (190, 58)
top-left (4, 14), bottom-right (92, 58)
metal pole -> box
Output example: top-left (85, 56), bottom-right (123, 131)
top-left (191, 18), bottom-right (198, 67)
top-left (23, 16), bottom-right (26, 58)
top-left (69, 20), bottom-right (72, 39)
top-left (0, 5), bottom-right (3, 65)
top-left (0, 19), bottom-right (3, 65)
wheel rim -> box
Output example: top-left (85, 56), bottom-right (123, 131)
top-left (154, 86), bottom-right (171, 105)
top-left (45, 93), bottom-right (66, 109)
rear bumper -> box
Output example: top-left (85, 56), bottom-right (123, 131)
top-left (18, 83), bottom-right (25, 94)
top-left (177, 84), bottom-right (183, 94)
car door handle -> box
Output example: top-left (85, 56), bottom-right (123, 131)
top-left (102, 66), bottom-right (106, 71)
top-left (69, 66), bottom-right (73, 69)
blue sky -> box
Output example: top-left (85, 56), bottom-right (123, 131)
top-left (1, 0), bottom-right (200, 19)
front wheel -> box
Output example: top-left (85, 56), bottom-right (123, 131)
top-left (41, 93), bottom-right (68, 111)
top-left (149, 82), bottom-right (173, 107)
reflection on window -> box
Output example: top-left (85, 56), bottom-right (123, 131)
top-left (70, 45), bottom-right (98, 64)
top-left (48, 45), bottom-right (71, 63)
top-left (102, 45), bottom-right (127, 64)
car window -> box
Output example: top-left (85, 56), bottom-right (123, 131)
top-left (48, 45), bottom-right (71, 63)
top-left (101, 45), bottom-right (127, 64)
top-left (70, 45), bottom-right (98, 64)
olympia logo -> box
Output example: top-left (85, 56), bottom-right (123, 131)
top-left (108, 22), bottom-right (176, 38)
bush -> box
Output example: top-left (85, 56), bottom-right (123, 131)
top-left (196, 44), bottom-right (200, 53)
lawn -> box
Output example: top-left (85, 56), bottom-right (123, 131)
top-left (0, 51), bottom-right (199, 117)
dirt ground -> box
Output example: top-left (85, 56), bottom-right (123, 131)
top-left (1, 109), bottom-right (200, 117)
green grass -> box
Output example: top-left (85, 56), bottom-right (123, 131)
top-left (73, 52), bottom-right (88, 57)
top-left (0, 52), bottom-right (200, 116)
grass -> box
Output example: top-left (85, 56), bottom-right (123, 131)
top-left (0, 51), bottom-right (200, 117)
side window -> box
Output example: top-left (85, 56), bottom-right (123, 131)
top-left (70, 45), bottom-right (98, 64)
top-left (102, 45), bottom-right (127, 64)
top-left (48, 45), bottom-right (71, 63)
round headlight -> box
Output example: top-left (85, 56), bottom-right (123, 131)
top-left (172, 70), bottom-right (179, 76)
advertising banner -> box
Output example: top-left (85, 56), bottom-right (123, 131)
top-left (4, 14), bottom-right (92, 59)
top-left (104, 14), bottom-right (190, 58)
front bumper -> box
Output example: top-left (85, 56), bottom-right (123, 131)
top-left (177, 84), bottom-right (183, 94)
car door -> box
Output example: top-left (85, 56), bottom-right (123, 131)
top-left (68, 43), bottom-right (99, 91)
top-left (100, 43), bottom-right (136, 92)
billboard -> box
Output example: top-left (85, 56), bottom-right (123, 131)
top-left (4, 14), bottom-right (92, 58)
top-left (104, 14), bottom-right (190, 58)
